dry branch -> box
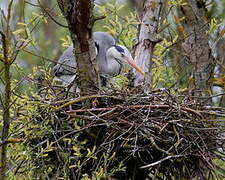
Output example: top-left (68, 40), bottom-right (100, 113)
top-left (27, 85), bottom-right (225, 179)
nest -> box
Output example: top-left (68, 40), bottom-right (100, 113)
top-left (30, 87), bottom-right (225, 179)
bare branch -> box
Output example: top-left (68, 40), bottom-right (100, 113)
top-left (140, 155), bottom-right (184, 169)
top-left (37, 0), bottom-right (68, 28)
top-left (94, 15), bottom-right (106, 22)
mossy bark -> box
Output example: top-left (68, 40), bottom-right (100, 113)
top-left (0, 31), bottom-right (11, 180)
top-left (133, 0), bottom-right (163, 92)
top-left (180, 0), bottom-right (215, 103)
top-left (57, 0), bottom-right (99, 95)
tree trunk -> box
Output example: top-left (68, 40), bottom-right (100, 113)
top-left (180, 0), bottom-right (215, 103)
top-left (210, 21), bottom-right (225, 107)
top-left (133, 0), bottom-right (162, 92)
top-left (0, 1), bottom-right (14, 178)
top-left (57, 0), bottom-right (99, 95)
top-left (0, 31), bottom-right (11, 180)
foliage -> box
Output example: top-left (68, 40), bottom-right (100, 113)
top-left (6, 83), bottom-right (225, 179)
top-left (1, 0), bottom-right (225, 179)
top-left (95, 1), bottom-right (138, 49)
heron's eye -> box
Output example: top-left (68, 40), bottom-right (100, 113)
top-left (121, 53), bottom-right (125, 57)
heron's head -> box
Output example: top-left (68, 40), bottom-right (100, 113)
top-left (108, 45), bottom-right (144, 75)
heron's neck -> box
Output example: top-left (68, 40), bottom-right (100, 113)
top-left (100, 49), bottom-right (122, 77)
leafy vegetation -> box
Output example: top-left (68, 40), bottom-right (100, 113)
top-left (0, 0), bottom-right (225, 179)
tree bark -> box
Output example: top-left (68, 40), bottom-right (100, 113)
top-left (57, 0), bottom-right (99, 95)
top-left (180, 0), bottom-right (215, 103)
top-left (210, 22), bottom-right (225, 107)
top-left (133, 0), bottom-right (162, 92)
top-left (0, 31), bottom-right (11, 180)
top-left (0, 1), bottom-right (14, 179)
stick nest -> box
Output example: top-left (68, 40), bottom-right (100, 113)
top-left (30, 88), bottom-right (225, 179)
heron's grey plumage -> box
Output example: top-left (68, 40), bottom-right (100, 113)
top-left (53, 32), bottom-right (144, 90)
top-left (53, 46), bottom-right (76, 76)
top-left (53, 32), bottom-right (116, 78)
top-left (93, 32), bottom-right (118, 77)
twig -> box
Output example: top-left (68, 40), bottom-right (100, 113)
top-left (150, 136), bottom-right (171, 155)
top-left (37, 0), bottom-right (68, 28)
top-left (21, 48), bottom-right (72, 66)
top-left (199, 111), bottom-right (225, 117)
top-left (66, 104), bottom-right (203, 119)
top-left (67, 106), bottom-right (117, 113)
top-left (94, 15), bottom-right (106, 22)
top-left (0, 138), bottom-right (24, 146)
top-left (54, 95), bottom-right (123, 110)
top-left (52, 122), bottom-right (110, 145)
top-left (140, 155), bottom-right (184, 169)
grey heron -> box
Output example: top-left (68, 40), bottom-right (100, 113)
top-left (53, 32), bottom-right (144, 89)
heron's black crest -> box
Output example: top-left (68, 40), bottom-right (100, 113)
top-left (95, 42), bottom-right (100, 53)
top-left (114, 45), bottom-right (125, 53)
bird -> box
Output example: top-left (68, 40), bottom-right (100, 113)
top-left (53, 32), bottom-right (144, 90)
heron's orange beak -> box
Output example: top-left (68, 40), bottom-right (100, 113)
top-left (125, 56), bottom-right (144, 75)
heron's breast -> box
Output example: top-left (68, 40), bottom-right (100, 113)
top-left (98, 60), bottom-right (122, 77)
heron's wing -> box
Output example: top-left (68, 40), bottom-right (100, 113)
top-left (53, 46), bottom-right (77, 76)
top-left (53, 74), bottom-right (76, 85)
